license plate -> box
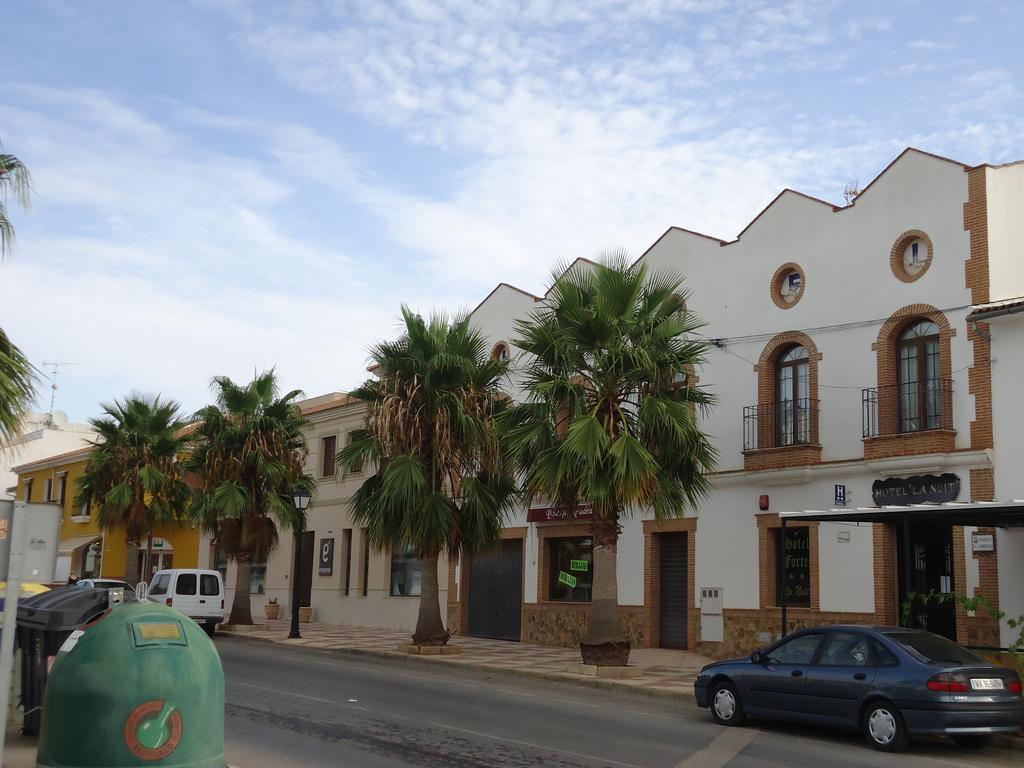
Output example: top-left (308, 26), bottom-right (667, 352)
top-left (970, 678), bottom-right (1004, 690)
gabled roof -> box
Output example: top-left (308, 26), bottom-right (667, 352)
top-left (468, 147), bottom-right (986, 315)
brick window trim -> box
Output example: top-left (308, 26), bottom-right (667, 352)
top-left (536, 522), bottom-right (593, 605)
top-left (746, 331), bottom-right (823, 470)
top-left (770, 262), bottom-right (806, 310)
top-left (642, 517), bottom-right (698, 650)
top-left (890, 229), bottom-right (934, 283)
top-left (756, 513), bottom-right (820, 612)
top-left (867, 304), bottom-right (956, 460)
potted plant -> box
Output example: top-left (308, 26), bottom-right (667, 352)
top-left (298, 605), bottom-right (313, 623)
top-left (264, 597), bottom-right (280, 620)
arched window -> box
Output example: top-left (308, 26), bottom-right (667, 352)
top-left (897, 320), bottom-right (941, 432)
top-left (776, 345), bottom-right (810, 445)
top-left (491, 342), bottom-right (510, 361)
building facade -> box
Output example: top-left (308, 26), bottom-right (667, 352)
top-left (216, 392), bottom-right (450, 630)
top-left (14, 447), bottom-right (202, 584)
top-left (444, 149), bottom-right (1024, 656)
top-left (2, 411), bottom-right (94, 498)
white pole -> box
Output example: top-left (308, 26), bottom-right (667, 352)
top-left (0, 500), bottom-right (30, 761)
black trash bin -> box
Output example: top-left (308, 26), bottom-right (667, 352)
top-left (15, 586), bottom-right (115, 735)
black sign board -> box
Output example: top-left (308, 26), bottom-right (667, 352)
top-left (871, 473), bottom-right (960, 507)
top-left (318, 538), bottom-right (334, 576)
top-left (781, 527), bottom-right (811, 607)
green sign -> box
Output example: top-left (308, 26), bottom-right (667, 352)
top-left (558, 571), bottom-right (577, 588)
top-left (570, 559), bottom-right (589, 572)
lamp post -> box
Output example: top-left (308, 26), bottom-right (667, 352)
top-left (288, 488), bottom-right (312, 639)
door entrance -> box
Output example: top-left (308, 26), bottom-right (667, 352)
top-left (659, 533), bottom-right (688, 649)
top-left (468, 539), bottom-right (523, 641)
top-left (897, 523), bottom-right (955, 639)
top-left (297, 530), bottom-right (315, 608)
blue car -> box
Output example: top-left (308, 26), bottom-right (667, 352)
top-left (694, 625), bottom-right (1023, 752)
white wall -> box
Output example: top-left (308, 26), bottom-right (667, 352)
top-left (1, 413), bottom-right (94, 496)
top-left (986, 163), bottom-right (1024, 302)
top-left (989, 313), bottom-right (1024, 646)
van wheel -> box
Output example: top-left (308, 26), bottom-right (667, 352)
top-left (203, 622), bottom-right (217, 637)
top-left (951, 734), bottom-right (990, 749)
top-left (710, 681), bottom-right (746, 726)
top-left (863, 701), bottom-right (909, 752)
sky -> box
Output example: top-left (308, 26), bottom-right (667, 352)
top-left (2, 0), bottom-right (1023, 422)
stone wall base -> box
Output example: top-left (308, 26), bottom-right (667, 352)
top-left (522, 603), bottom-right (644, 648)
top-left (699, 608), bottom-right (877, 659)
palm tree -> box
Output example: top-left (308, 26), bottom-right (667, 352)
top-left (75, 395), bottom-right (192, 585)
top-left (0, 148), bottom-right (36, 443)
top-left (337, 307), bottom-right (516, 646)
top-left (502, 253), bottom-right (717, 666)
top-left (0, 329), bottom-right (37, 446)
top-left (0, 148), bottom-right (31, 259)
top-left (189, 370), bottom-right (313, 626)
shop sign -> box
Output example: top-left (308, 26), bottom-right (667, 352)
top-left (972, 533), bottom-right (995, 553)
top-left (871, 473), bottom-right (960, 506)
top-left (558, 571), bottom-right (577, 588)
top-left (318, 538), bottom-right (334, 576)
top-left (781, 527), bottom-right (810, 607)
top-left (527, 504), bottom-right (593, 523)
top-left (569, 559), bottom-right (589, 572)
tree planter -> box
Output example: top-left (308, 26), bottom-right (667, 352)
top-left (298, 606), bottom-right (313, 623)
top-left (264, 603), bottom-right (280, 620)
top-left (580, 641), bottom-right (631, 667)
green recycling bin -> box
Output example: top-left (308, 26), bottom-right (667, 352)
top-left (36, 601), bottom-right (225, 768)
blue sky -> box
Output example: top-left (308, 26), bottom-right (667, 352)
top-left (2, 0), bottom-right (1023, 421)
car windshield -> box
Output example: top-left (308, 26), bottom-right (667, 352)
top-left (885, 631), bottom-right (985, 665)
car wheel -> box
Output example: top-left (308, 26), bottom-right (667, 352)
top-left (951, 734), bottom-right (990, 749)
top-left (709, 681), bottom-right (746, 726)
top-left (863, 701), bottom-right (909, 752)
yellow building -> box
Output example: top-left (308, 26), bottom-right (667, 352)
top-left (13, 447), bottom-right (201, 585)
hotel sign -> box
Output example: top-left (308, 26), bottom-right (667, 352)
top-left (871, 473), bottom-right (960, 507)
top-left (526, 504), bottom-right (593, 523)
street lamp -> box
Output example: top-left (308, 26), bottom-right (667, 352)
top-left (288, 488), bottom-right (312, 640)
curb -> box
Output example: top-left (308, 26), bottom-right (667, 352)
top-left (216, 629), bottom-right (697, 703)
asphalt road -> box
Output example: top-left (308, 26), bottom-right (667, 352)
top-left (218, 637), bottom-right (1019, 768)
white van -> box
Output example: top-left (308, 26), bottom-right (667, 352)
top-left (147, 569), bottom-right (224, 633)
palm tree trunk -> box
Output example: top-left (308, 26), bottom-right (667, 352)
top-left (124, 539), bottom-right (141, 586)
top-left (411, 552), bottom-right (448, 646)
top-left (229, 559), bottom-right (254, 625)
top-left (582, 513), bottom-right (630, 666)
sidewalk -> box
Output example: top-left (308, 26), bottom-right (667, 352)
top-left (219, 619), bottom-right (710, 699)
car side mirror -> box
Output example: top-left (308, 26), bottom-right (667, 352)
top-left (750, 649), bottom-right (766, 664)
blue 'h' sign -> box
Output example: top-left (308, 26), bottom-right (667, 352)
top-left (835, 484), bottom-right (847, 506)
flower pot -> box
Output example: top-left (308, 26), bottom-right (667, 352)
top-left (299, 606), bottom-right (313, 623)
top-left (264, 603), bottom-right (280, 620)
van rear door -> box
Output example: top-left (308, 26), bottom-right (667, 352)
top-left (173, 571), bottom-right (200, 618)
top-left (199, 572), bottom-right (223, 621)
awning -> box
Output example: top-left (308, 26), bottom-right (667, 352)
top-left (58, 534), bottom-right (101, 554)
top-left (779, 500), bottom-right (1024, 528)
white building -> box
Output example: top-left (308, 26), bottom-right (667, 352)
top-left (448, 148), bottom-right (1024, 656)
top-left (1, 411), bottom-right (94, 499)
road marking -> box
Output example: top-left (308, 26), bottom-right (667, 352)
top-left (425, 720), bottom-right (648, 768)
top-left (675, 727), bottom-right (758, 768)
top-left (231, 681), bottom-right (370, 711)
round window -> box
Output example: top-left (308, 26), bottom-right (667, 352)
top-left (771, 263), bottom-right (806, 309)
top-left (890, 230), bottom-right (933, 283)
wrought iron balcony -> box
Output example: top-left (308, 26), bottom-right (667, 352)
top-left (862, 378), bottom-right (954, 438)
top-left (743, 398), bottom-right (819, 452)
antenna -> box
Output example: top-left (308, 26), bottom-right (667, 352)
top-left (40, 361), bottom-right (78, 423)
top-left (843, 180), bottom-right (861, 205)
